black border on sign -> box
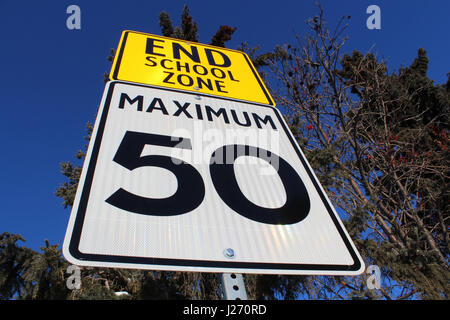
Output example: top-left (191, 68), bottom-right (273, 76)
top-left (110, 30), bottom-right (275, 106)
top-left (67, 81), bottom-right (362, 274)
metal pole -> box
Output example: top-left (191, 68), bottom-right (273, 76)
top-left (219, 273), bottom-right (248, 300)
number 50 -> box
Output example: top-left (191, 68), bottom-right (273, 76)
top-left (106, 131), bottom-right (310, 225)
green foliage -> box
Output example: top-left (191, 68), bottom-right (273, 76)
top-left (54, 123), bottom-right (92, 208)
top-left (339, 48), bottom-right (449, 276)
top-left (54, 162), bottom-right (81, 208)
top-left (0, 233), bottom-right (73, 300)
top-left (0, 233), bottom-right (35, 299)
top-left (21, 240), bottom-right (70, 299)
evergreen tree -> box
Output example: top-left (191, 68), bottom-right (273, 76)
top-left (159, 5), bottom-right (199, 42)
top-left (336, 47), bottom-right (449, 299)
top-left (0, 232), bottom-right (73, 299)
top-left (0, 233), bottom-right (34, 299)
top-left (210, 26), bottom-right (237, 47)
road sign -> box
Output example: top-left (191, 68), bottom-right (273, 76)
top-left (109, 31), bottom-right (274, 106)
top-left (63, 81), bottom-right (364, 275)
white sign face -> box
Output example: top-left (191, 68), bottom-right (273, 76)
top-left (63, 81), bottom-right (364, 275)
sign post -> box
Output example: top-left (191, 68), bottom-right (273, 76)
top-left (219, 273), bottom-right (248, 300)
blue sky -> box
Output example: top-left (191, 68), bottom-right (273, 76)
top-left (0, 0), bottom-right (448, 252)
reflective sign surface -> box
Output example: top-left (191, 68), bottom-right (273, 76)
top-left (63, 81), bottom-right (364, 275)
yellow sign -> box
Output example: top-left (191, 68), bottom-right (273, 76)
top-left (110, 31), bottom-right (274, 106)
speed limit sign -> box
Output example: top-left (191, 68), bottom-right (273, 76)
top-left (63, 81), bottom-right (364, 275)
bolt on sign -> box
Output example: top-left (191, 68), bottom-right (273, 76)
top-left (109, 31), bottom-right (275, 106)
